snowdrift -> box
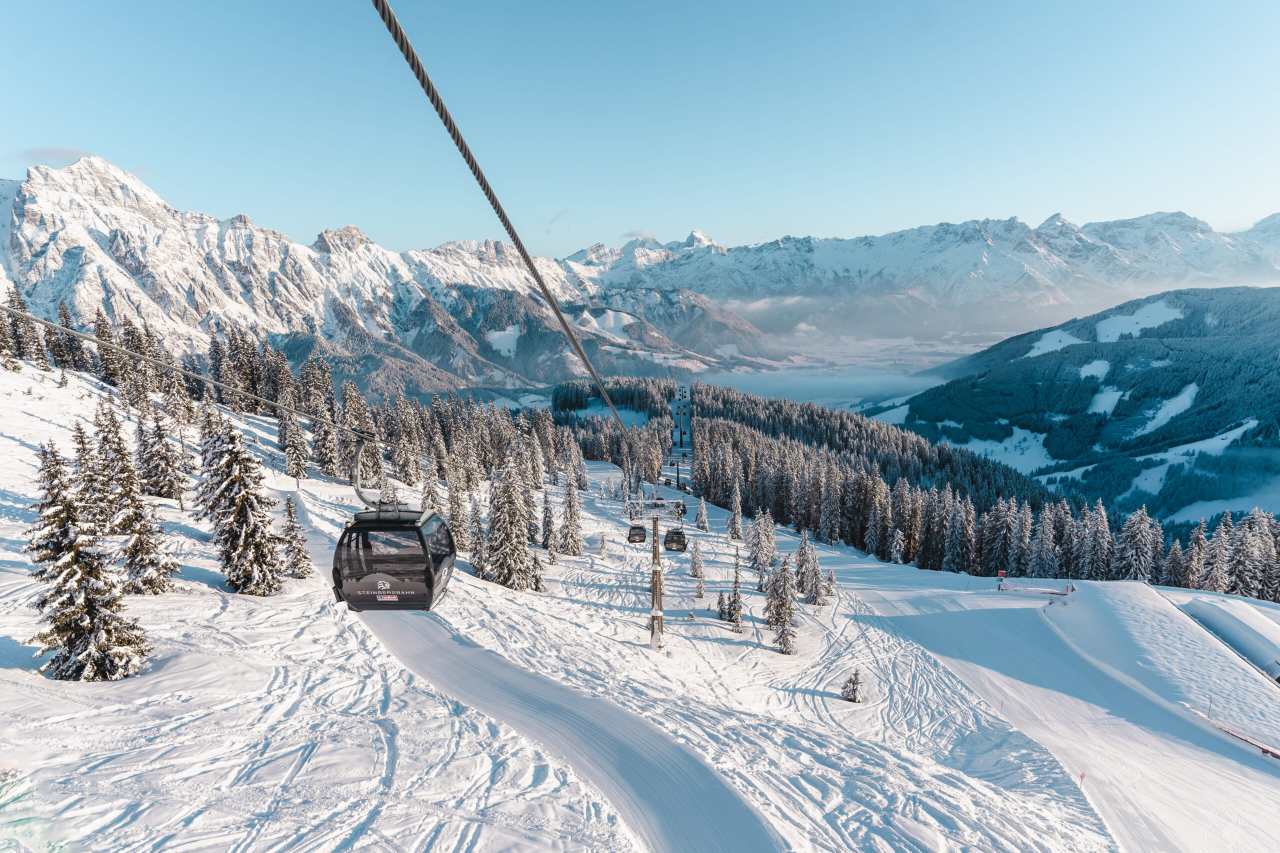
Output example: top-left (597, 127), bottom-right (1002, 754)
top-left (1167, 590), bottom-right (1280, 681)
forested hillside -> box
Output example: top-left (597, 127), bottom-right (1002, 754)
top-left (894, 288), bottom-right (1280, 520)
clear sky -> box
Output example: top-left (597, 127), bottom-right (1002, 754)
top-left (4, 1), bottom-right (1278, 257)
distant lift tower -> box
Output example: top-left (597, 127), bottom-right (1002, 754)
top-left (668, 384), bottom-right (693, 491)
top-left (650, 515), bottom-right (664, 651)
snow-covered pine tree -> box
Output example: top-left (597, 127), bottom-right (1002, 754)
top-left (488, 461), bottom-right (535, 590)
top-left (889, 528), bottom-right (906, 564)
top-left (92, 308), bottom-right (120, 385)
top-left (311, 404), bottom-right (340, 477)
top-left (728, 548), bottom-right (744, 633)
top-left (7, 289), bottom-right (48, 368)
top-left (530, 553), bottom-right (545, 592)
top-left (203, 425), bottom-right (284, 595)
top-left (446, 457), bottom-right (470, 552)
top-left (690, 539), bottom-right (705, 579)
top-left (27, 442), bottom-right (148, 680)
top-left (766, 555), bottom-right (797, 654)
top-left (277, 392), bottom-right (308, 483)
top-left (695, 497), bottom-right (709, 532)
top-left (716, 590), bottom-right (727, 620)
top-left (470, 493), bottom-right (489, 579)
top-left (1088, 500), bottom-right (1114, 581)
top-left (1184, 521), bottom-right (1208, 588)
top-left (1029, 509), bottom-right (1059, 579)
top-left (840, 669), bottom-right (862, 702)
top-left (1228, 511), bottom-right (1267, 598)
top-left (0, 304), bottom-right (18, 370)
top-left (1162, 540), bottom-right (1186, 588)
top-left (280, 497), bottom-right (314, 579)
top-left (1116, 506), bottom-right (1156, 582)
top-left (748, 509), bottom-right (776, 591)
top-left (114, 458), bottom-right (178, 595)
top-left (540, 488), bottom-right (555, 550)
top-left (558, 476), bottom-right (583, 556)
top-left (137, 408), bottom-right (187, 509)
top-left (823, 568), bottom-right (836, 600)
top-left (70, 422), bottom-right (109, 527)
top-left (798, 531), bottom-right (824, 604)
top-left (1201, 515), bottom-right (1233, 593)
top-left (727, 476), bottom-right (743, 540)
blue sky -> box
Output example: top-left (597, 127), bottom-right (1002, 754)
top-left (4, 1), bottom-right (1278, 256)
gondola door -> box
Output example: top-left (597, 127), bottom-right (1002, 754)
top-left (336, 526), bottom-right (433, 611)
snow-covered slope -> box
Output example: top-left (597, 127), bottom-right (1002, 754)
top-left (4, 362), bottom-right (1280, 849)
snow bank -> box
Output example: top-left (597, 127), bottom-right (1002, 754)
top-left (1171, 592), bottom-right (1280, 681)
top-left (1078, 359), bottom-right (1110, 380)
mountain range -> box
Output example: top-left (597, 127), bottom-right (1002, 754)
top-left (4, 156), bottom-right (1280, 397)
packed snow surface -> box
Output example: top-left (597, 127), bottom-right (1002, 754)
top-left (873, 404), bottom-right (909, 425)
top-left (2, 365), bottom-right (1279, 850)
top-left (1166, 589), bottom-right (1280, 681)
top-left (1087, 387), bottom-right (1125, 416)
top-left (483, 323), bottom-right (521, 357)
top-left (1023, 329), bottom-right (1086, 358)
top-left (1094, 299), bottom-right (1184, 343)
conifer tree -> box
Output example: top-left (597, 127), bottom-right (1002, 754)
top-left (695, 497), bottom-right (709, 531)
top-left (70, 421), bottom-right (109, 527)
top-left (278, 393), bottom-right (308, 483)
top-left (446, 459), bottom-right (471, 551)
top-left (137, 409), bottom-right (187, 509)
top-left (798, 531), bottom-right (824, 604)
top-left (1201, 515), bottom-right (1233, 593)
top-left (311, 405), bottom-right (340, 477)
top-left (766, 555), bottom-right (797, 654)
top-left (0, 307), bottom-right (18, 371)
top-left (1162, 540), bottom-right (1186, 588)
top-left (27, 443), bottom-right (148, 680)
top-left (716, 590), bottom-right (727, 619)
top-left (488, 461), bottom-right (535, 590)
top-left (889, 528), bottom-right (906, 564)
top-left (541, 488), bottom-right (555, 550)
top-left (728, 548), bottom-right (744, 632)
top-left (1029, 509), bottom-right (1059, 579)
top-left (748, 509), bottom-right (776, 590)
top-left (559, 476), bottom-right (583, 556)
top-left (201, 425), bottom-right (284, 595)
top-left (56, 302), bottom-right (87, 371)
top-left (280, 497), bottom-right (314, 579)
top-left (114, 454), bottom-right (178, 595)
top-left (93, 308), bottom-right (120, 386)
top-left (727, 476), bottom-right (743, 540)
top-left (1184, 521), bottom-right (1208, 588)
top-left (1116, 507), bottom-right (1157, 582)
top-left (470, 493), bottom-right (489, 579)
top-left (841, 669), bottom-right (863, 702)
top-left (690, 540), bottom-right (705, 580)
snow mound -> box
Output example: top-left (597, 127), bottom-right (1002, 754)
top-left (1078, 359), bottom-right (1110, 380)
top-left (1173, 592), bottom-right (1280, 681)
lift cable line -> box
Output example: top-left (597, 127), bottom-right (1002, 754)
top-left (367, 0), bottom-right (625, 432)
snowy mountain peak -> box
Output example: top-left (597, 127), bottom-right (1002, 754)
top-left (26, 155), bottom-right (168, 212)
top-left (680, 229), bottom-right (716, 248)
top-left (312, 225), bottom-right (374, 253)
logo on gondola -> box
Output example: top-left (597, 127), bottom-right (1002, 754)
top-left (377, 580), bottom-right (390, 591)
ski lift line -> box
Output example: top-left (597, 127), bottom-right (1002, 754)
top-left (0, 301), bottom-right (409, 459)
top-left (366, 0), bottom-right (625, 433)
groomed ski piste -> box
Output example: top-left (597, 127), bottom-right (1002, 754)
top-left (2, 366), bottom-right (1279, 851)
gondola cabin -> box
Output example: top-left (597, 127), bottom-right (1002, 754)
top-left (332, 506), bottom-right (456, 612)
top-left (627, 523), bottom-right (647, 544)
top-left (663, 528), bottom-right (687, 552)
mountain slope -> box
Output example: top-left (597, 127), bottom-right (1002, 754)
top-left (893, 287), bottom-right (1280, 519)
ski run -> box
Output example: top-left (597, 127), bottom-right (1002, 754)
top-left (2, 365), bottom-right (1279, 851)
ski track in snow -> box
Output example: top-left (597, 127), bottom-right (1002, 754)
top-left (4, 364), bottom-right (1278, 851)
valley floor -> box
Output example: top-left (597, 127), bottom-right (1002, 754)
top-left (1, 367), bottom-right (1278, 851)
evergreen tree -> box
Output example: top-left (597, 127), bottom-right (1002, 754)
top-left (690, 540), bottom-right (705, 579)
top-left (1201, 515), bottom-right (1233, 593)
top-left (1184, 521), bottom-right (1208, 589)
top-left (716, 590), bottom-right (727, 620)
top-left (470, 493), bottom-right (489, 578)
top-left (541, 488), bottom-right (555, 551)
top-left (70, 421), bottom-right (109, 527)
top-left (93, 307), bottom-right (120, 386)
top-left (311, 405), bottom-right (340, 477)
top-left (747, 509), bottom-right (776, 590)
top-left (280, 497), bottom-right (314, 579)
top-left (766, 555), bottom-right (797, 654)
top-left (26, 443), bottom-right (148, 680)
top-left (1162, 540), bottom-right (1186, 588)
top-left (446, 459), bottom-right (471, 551)
top-left (488, 461), bottom-right (535, 590)
top-left (1116, 507), bottom-right (1157, 582)
top-left (889, 528), bottom-right (906, 564)
top-left (115, 458), bottom-right (178, 595)
top-left (727, 476), bottom-right (743, 540)
top-left (840, 669), bottom-right (863, 702)
top-left (0, 304), bottom-right (18, 371)
top-left (798, 531), bottom-right (824, 605)
top-left (695, 497), bottom-right (709, 532)
top-left (728, 548), bottom-right (744, 633)
top-left (201, 426), bottom-right (284, 595)
top-left (278, 393), bottom-right (308, 483)
top-left (1029, 509), bottom-right (1059, 579)
top-left (7, 289), bottom-right (48, 368)
top-left (559, 477), bottom-right (584, 556)
top-left (137, 409), bottom-right (186, 509)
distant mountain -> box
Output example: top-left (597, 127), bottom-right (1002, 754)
top-left (0, 157), bottom-right (776, 398)
top-left (5, 156), bottom-right (1280, 395)
top-left (885, 288), bottom-right (1280, 523)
